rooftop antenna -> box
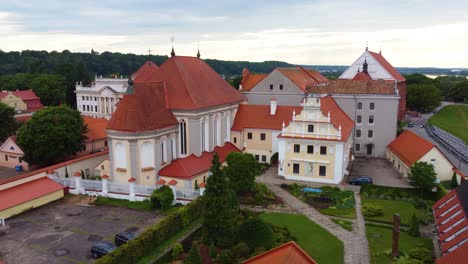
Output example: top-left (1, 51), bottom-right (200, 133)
top-left (170, 36), bottom-right (175, 57)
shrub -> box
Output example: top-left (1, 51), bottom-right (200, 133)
top-left (450, 172), bottom-right (459, 189)
top-left (215, 249), bottom-right (234, 264)
top-left (238, 218), bottom-right (275, 250)
top-left (436, 184), bottom-right (449, 200)
top-left (394, 257), bottom-right (424, 264)
top-left (172, 243), bottom-right (183, 260)
top-left (184, 242), bottom-right (202, 264)
top-left (208, 243), bottom-right (218, 259)
top-left (407, 247), bottom-right (433, 263)
top-left (231, 242), bottom-right (250, 259)
top-left (408, 214), bottom-right (420, 237)
top-left (95, 198), bottom-right (203, 264)
top-left (254, 183), bottom-right (275, 206)
top-left (150, 185), bottom-right (174, 210)
top-left (362, 203), bottom-right (383, 217)
top-left (280, 183), bottom-right (288, 189)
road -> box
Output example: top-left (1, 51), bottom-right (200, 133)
top-left (405, 102), bottom-right (468, 175)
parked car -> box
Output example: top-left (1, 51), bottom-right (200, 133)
top-left (348, 176), bottom-right (373, 185)
top-left (407, 123), bottom-right (414, 128)
top-left (91, 242), bottom-right (117, 258)
top-left (115, 231), bottom-right (137, 246)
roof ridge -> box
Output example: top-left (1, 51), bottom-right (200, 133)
top-left (297, 66), bottom-right (319, 83)
top-left (166, 57), bottom-right (197, 108)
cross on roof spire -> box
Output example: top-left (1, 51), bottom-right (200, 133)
top-left (170, 36), bottom-right (175, 57)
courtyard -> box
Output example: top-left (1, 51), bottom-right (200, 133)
top-left (0, 195), bottom-right (162, 264)
top-left (0, 166), bottom-right (24, 181)
top-left (348, 158), bottom-right (412, 188)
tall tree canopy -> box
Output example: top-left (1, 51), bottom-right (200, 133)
top-left (408, 161), bottom-right (437, 192)
top-left (17, 105), bottom-right (87, 166)
top-left (0, 102), bottom-right (16, 142)
top-left (202, 153), bottom-right (240, 248)
top-left (225, 152), bottom-right (261, 193)
top-left (407, 84), bottom-right (441, 113)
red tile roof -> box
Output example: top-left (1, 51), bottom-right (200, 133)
top-left (241, 73), bottom-right (268, 91)
top-left (232, 104), bottom-right (302, 131)
top-left (158, 142), bottom-right (240, 179)
top-left (156, 179), bottom-right (166, 185)
top-left (0, 177), bottom-right (63, 211)
top-left (0, 90), bottom-right (43, 110)
top-left (167, 179), bottom-right (178, 185)
top-left (107, 82), bottom-right (179, 132)
top-left (368, 51), bottom-right (405, 82)
top-left (243, 241), bottom-right (317, 264)
top-left (199, 182), bottom-right (206, 188)
top-left (352, 72), bottom-right (372, 81)
top-left (437, 242), bottom-right (468, 264)
top-left (135, 56), bottom-right (246, 110)
top-left (83, 116), bottom-right (108, 141)
top-left (277, 67), bottom-right (328, 92)
top-left (307, 79), bottom-right (395, 95)
top-left (386, 130), bottom-right (435, 167)
top-left (131, 61), bottom-right (159, 81)
top-left (318, 96), bottom-right (354, 141)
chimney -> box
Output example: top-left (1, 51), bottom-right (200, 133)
top-left (270, 98), bottom-right (277, 115)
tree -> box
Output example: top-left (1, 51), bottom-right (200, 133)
top-left (450, 172), bottom-right (459, 189)
top-left (16, 105), bottom-right (87, 165)
top-left (238, 217), bottom-right (275, 250)
top-left (30, 74), bottom-right (66, 106)
top-left (408, 162), bottom-right (437, 194)
top-left (0, 102), bottom-right (16, 142)
top-left (150, 185), bottom-right (174, 210)
top-left (408, 214), bottom-right (420, 237)
top-left (202, 153), bottom-right (240, 247)
top-left (446, 80), bottom-right (468, 103)
top-left (225, 152), bottom-right (261, 194)
top-left (407, 84), bottom-right (441, 113)
top-left (184, 242), bottom-right (202, 264)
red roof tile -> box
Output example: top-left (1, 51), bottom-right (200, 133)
top-left (232, 104), bottom-right (302, 131)
top-left (352, 72), bottom-right (372, 81)
top-left (241, 72), bottom-right (268, 91)
top-left (158, 142), bottom-right (240, 179)
top-left (156, 179), bottom-right (166, 185)
top-left (0, 177), bottom-right (63, 211)
top-left (167, 179), bottom-right (178, 185)
top-left (131, 61), bottom-right (159, 81)
top-left (243, 241), bottom-right (317, 264)
top-left (307, 79), bottom-right (395, 95)
top-left (135, 56), bottom-right (246, 110)
top-left (83, 116), bottom-right (108, 141)
top-left (437, 241), bottom-right (468, 264)
top-left (387, 130), bottom-right (435, 167)
top-left (316, 96), bottom-right (354, 142)
top-left (441, 229), bottom-right (468, 252)
top-left (107, 82), bottom-right (179, 132)
top-left (368, 51), bottom-right (405, 82)
top-left (0, 90), bottom-right (43, 110)
top-left (277, 67), bottom-right (328, 92)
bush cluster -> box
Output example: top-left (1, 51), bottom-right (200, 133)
top-left (362, 203), bottom-right (383, 217)
top-left (95, 198), bottom-right (203, 264)
top-left (150, 185), bottom-right (174, 210)
top-left (361, 184), bottom-right (436, 201)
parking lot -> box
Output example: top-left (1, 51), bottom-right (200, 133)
top-left (0, 195), bottom-right (162, 264)
top-left (348, 158), bottom-right (412, 188)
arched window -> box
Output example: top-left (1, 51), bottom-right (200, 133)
top-left (161, 139), bottom-right (167, 163)
top-left (180, 120), bottom-right (187, 155)
top-left (170, 137), bottom-right (176, 160)
top-left (115, 142), bottom-right (127, 168)
top-left (201, 117), bottom-right (209, 151)
top-left (140, 141), bottom-right (154, 168)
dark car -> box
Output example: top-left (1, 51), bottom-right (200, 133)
top-left (407, 123), bottom-right (414, 128)
top-left (115, 231), bottom-right (137, 246)
top-left (91, 242), bottom-right (117, 259)
top-left (349, 176), bottom-right (373, 185)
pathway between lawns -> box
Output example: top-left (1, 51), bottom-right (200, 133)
top-left (257, 168), bottom-right (370, 264)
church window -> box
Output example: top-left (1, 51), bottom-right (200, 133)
top-left (140, 141), bottom-right (154, 168)
top-left (180, 120), bottom-right (187, 155)
top-left (201, 117), bottom-right (209, 151)
top-left (161, 140), bottom-right (167, 163)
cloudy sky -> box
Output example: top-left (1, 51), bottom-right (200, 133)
top-left (1, 0), bottom-right (467, 67)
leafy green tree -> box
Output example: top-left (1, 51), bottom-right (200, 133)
top-left (0, 102), bottom-right (16, 142)
top-left (171, 243), bottom-right (183, 260)
top-left (408, 161), bottom-right (437, 194)
top-left (238, 217), bottom-right (275, 250)
top-left (16, 105), bottom-right (87, 165)
top-left (225, 152), bottom-right (261, 194)
top-left (184, 242), bottom-right (202, 264)
top-left (150, 185), bottom-right (174, 210)
top-left (407, 84), bottom-right (441, 113)
top-left (30, 74), bottom-right (66, 105)
top-left (408, 214), bottom-right (420, 237)
top-left (450, 172), bottom-right (459, 189)
top-left (203, 153), bottom-right (240, 247)
top-left (446, 80), bottom-right (468, 103)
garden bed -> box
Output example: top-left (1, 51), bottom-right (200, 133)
top-left (239, 182), bottom-right (284, 208)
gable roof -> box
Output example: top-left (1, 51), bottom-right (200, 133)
top-left (277, 67), bottom-right (328, 92)
top-left (352, 71), bottom-right (373, 81)
top-left (0, 177), bottom-right (63, 211)
top-left (0, 136), bottom-right (23, 153)
top-left (241, 73), bottom-right (268, 91)
top-left (387, 130), bottom-right (435, 167)
top-left (158, 142), bottom-right (240, 179)
top-left (131, 61), bottom-right (159, 81)
top-left (83, 117), bottom-right (108, 141)
top-left (134, 56), bottom-right (246, 110)
top-left (368, 51), bottom-right (405, 82)
top-left (107, 82), bottom-right (179, 132)
top-left (436, 242), bottom-right (468, 264)
top-left (319, 96), bottom-right (354, 141)
top-left (307, 79), bottom-right (395, 95)
top-left (232, 104), bottom-right (302, 131)
top-left (0, 90), bottom-right (43, 110)
top-left (243, 241), bottom-right (317, 264)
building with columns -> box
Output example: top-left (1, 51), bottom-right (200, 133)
top-left (106, 54), bottom-right (245, 186)
top-left (75, 61), bottom-right (159, 119)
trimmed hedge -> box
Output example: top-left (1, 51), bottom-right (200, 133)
top-left (95, 198), bottom-right (203, 264)
top-left (361, 184), bottom-right (437, 201)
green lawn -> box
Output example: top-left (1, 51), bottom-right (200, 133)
top-left (331, 218), bottom-right (353, 231)
top-left (260, 213), bottom-right (344, 264)
top-left (320, 207), bottom-right (356, 219)
top-left (362, 198), bottom-right (423, 226)
top-left (366, 225), bottom-right (433, 264)
top-left (429, 104), bottom-right (468, 143)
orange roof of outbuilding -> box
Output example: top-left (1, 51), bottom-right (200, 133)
top-left (232, 104), bottom-right (302, 131)
top-left (158, 142), bottom-right (241, 179)
top-left (386, 130), bottom-right (435, 167)
top-left (107, 82), bottom-right (179, 132)
top-left (134, 56), bottom-right (246, 110)
top-left (83, 116), bottom-right (108, 141)
top-left (0, 177), bottom-right (63, 211)
top-left (243, 241), bottom-right (317, 264)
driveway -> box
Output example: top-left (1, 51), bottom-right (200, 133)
top-left (349, 158), bottom-right (412, 188)
top-left (0, 195), bottom-right (162, 264)
top-left (0, 167), bottom-right (24, 181)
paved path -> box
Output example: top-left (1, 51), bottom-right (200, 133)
top-left (257, 167), bottom-right (370, 264)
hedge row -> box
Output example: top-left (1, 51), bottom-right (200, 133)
top-left (360, 183), bottom-right (437, 201)
top-left (95, 198), bottom-right (203, 264)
